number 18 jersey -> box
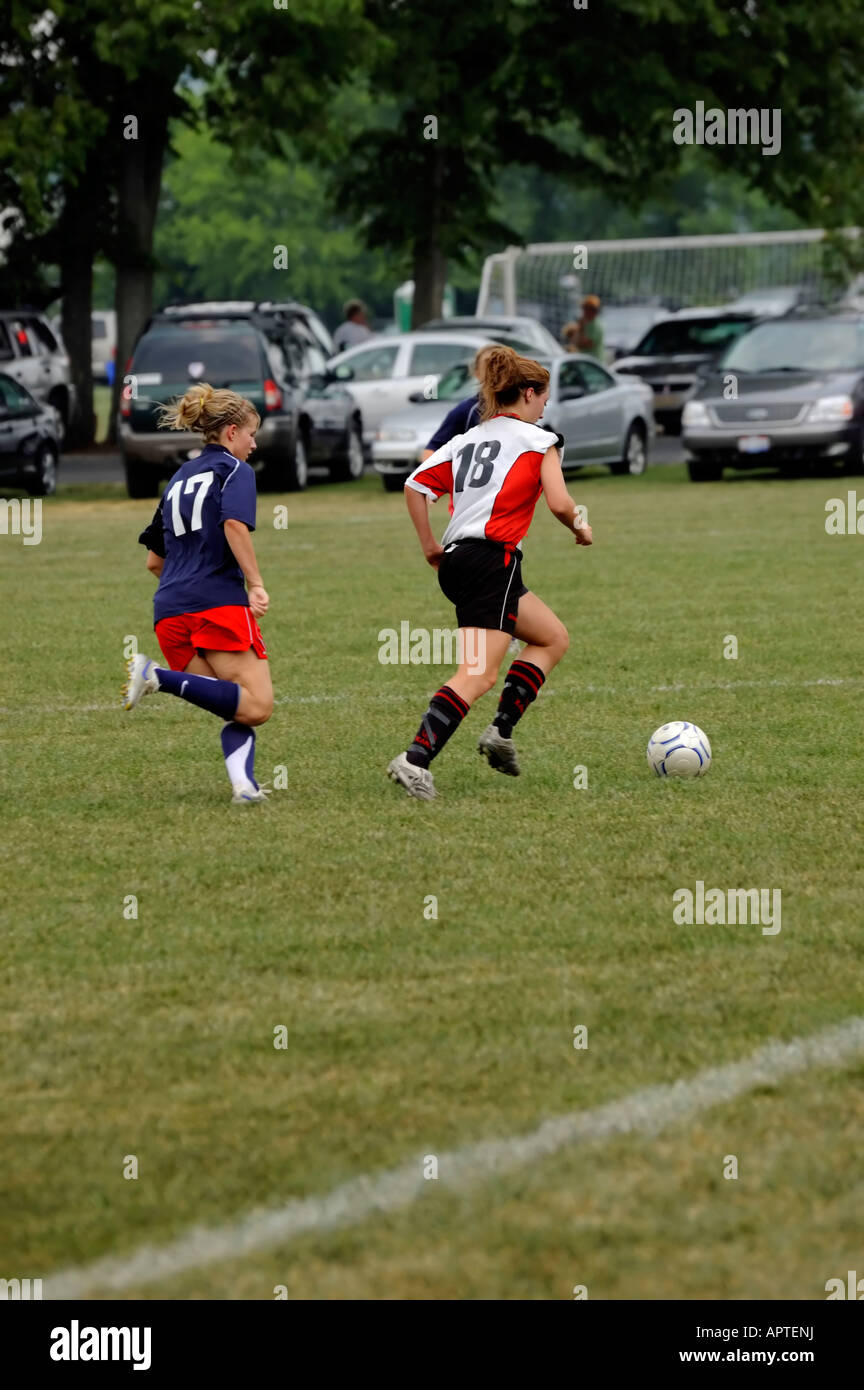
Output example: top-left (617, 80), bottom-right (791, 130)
top-left (405, 413), bottom-right (560, 549)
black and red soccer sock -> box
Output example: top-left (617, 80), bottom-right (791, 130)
top-left (493, 659), bottom-right (545, 738)
top-left (406, 685), bottom-right (470, 768)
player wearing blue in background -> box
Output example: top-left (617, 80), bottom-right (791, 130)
top-left (419, 344), bottom-right (496, 480)
top-left (123, 384), bottom-right (274, 805)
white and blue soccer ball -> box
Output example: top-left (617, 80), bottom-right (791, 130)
top-left (647, 721), bottom-right (712, 778)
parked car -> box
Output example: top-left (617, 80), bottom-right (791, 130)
top-left (159, 299), bottom-right (334, 358)
top-left (682, 311), bottom-right (864, 481)
top-left (603, 304), bottom-right (665, 361)
top-left (155, 302), bottom-right (361, 479)
top-left (418, 314), bottom-right (561, 357)
top-left (613, 308), bottom-right (758, 434)
top-left (327, 330), bottom-right (501, 448)
top-left (91, 309), bottom-right (117, 382)
top-left (372, 353), bottom-right (654, 490)
top-left (0, 309), bottom-right (75, 440)
top-left (723, 286), bottom-right (820, 319)
top-left (0, 371), bottom-right (62, 495)
top-left (120, 305), bottom-right (363, 497)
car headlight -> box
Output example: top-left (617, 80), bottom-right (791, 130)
top-left (808, 395), bottom-right (854, 423)
top-left (682, 400), bottom-right (711, 428)
top-left (376, 428), bottom-right (418, 442)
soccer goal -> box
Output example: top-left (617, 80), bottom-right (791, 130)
top-left (476, 229), bottom-right (860, 340)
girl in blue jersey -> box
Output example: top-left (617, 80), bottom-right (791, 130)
top-left (123, 384), bottom-right (274, 805)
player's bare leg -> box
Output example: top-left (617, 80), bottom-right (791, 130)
top-left (511, 592), bottom-right (569, 675)
top-left (204, 647), bottom-right (273, 726)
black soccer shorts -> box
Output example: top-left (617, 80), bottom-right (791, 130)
top-left (437, 537), bottom-right (527, 634)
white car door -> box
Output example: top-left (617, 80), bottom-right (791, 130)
top-left (334, 342), bottom-right (402, 443)
top-left (554, 358), bottom-right (602, 461)
top-left (573, 359), bottom-right (626, 460)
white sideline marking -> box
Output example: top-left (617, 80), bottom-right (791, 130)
top-left (44, 1016), bottom-right (864, 1299)
top-left (9, 673), bottom-right (864, 720)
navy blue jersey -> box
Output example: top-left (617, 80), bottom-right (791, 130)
top-left (425, 394), bottom-right (481, 452)
top-left (138, 444), bottom-right (257, 623)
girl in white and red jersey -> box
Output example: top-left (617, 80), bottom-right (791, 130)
top-left (388, 345), bottom-right (593, 801)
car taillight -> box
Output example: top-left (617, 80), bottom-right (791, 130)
top-left (263, 378), bottom-right (282, 411)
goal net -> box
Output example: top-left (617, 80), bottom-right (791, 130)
top-left (476, 230), bottom-right (859, 341)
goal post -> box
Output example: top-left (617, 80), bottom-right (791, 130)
top-left (476, 229), bottom-right (861, 338)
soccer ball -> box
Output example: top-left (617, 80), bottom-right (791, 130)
top-left (647, 721), bottom-right (712, 778)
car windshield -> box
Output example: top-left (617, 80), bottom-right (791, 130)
top-left (132, 328), bottom-right (262, 379)
top-left (721, 320), bottom-right (864, 372)
top-left (634, 317), bottom-right (753, 356)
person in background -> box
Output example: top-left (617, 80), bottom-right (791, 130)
top-left (561, 294), bottom-right (604, 359)
top-left (332, 299), bottom-right (372, 353)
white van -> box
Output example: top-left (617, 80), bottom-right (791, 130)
top-left (92, 310), bottom-right (117, 382)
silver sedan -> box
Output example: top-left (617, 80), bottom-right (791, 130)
top-left (372, 354), bottom-right (655, 489)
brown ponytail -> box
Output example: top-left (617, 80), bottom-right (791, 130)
top-left (478, 346), bottom-right (550, 421)
top-left (158, 384), bottom-right (259, 440)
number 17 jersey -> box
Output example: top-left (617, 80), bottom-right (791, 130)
top-left (137, 443), bottom-right (258, 623)
top-left (405, 413), bottom-right (560, 549)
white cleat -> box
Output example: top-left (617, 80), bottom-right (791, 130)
top-left (477, 723), bottom-right (520, 776)
top-left (231, 782), bottom-right (272, 805)
top-left (123, 653), bottom-right (160, 710)
top-left (387, 752), bottom-right (438, 801)
top-left (507, 636), bottom-right (521, 655)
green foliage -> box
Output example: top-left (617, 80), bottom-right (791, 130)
top-left (154, 126), bottom-right (397, 324)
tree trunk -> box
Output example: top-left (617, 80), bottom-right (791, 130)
top-left (108, 100), bottom-right (170, 443)
top-left (60, 168), bottom-right (98, 449)
top-left (411, 145), bottom-right (447, 327)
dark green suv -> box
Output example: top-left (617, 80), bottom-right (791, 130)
top-left (119, 311), bottom-right (362, 497)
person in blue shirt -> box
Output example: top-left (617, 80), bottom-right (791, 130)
top-left (122, 383), bottom-right (274, 805)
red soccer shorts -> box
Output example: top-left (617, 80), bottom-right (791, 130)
top-left (155, 604), bottom-right (267, 672)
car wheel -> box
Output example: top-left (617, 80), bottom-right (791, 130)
top-left (687, 458), bottom-right (724, 482)
top-left (382, 472), bottom-right (408, 493)
top-left (123, 456), bottom-right (160, 498)
top-left (28, 440), bottom-right (59, 496)
top-left (610, 425), bottom-right (647, 476)
top-left (284, 429), bottom-right (309, 492)
top-left (329, 421), bottom-right (365, 482)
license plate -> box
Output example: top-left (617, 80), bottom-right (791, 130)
top-left (737, 435), bottom-right (771, 454)
top-left (654, 392), bottom-right (678, 408)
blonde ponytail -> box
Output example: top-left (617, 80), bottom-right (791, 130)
top-left (159, 384), bottom-right (259, 440)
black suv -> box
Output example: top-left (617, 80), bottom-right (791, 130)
top-left (682, 311), bottom-right (864, 480)
top-left (614, 308), bottom-right (758, 434)
top-left (119, 304), bottom-right (362, 498)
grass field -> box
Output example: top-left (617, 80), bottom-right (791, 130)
top-left (2, 461), bottom-right (864, 1300)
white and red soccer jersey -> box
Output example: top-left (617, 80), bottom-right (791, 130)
top-left (405, 413), bottom-right (560, 549)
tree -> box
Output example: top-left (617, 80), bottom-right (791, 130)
top-left (154, 124), bottom-right (396, 324)
top-left (332, 0), bottom-right (864, 325)
top-left (0, 0), bottom-right (376, 444)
